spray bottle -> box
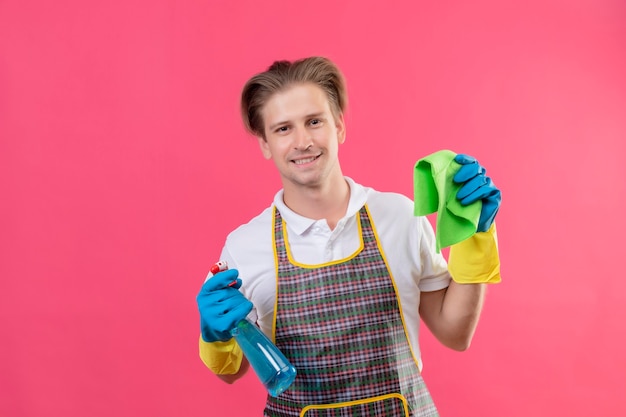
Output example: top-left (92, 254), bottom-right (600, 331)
top-left (210, 261), bottom-right (296, 397)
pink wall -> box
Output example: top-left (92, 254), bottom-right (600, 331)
top-left (1, 0), bottom-right (625, 416)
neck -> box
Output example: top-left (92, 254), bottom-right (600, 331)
top-left (282, 174), bottom-right (350, 230)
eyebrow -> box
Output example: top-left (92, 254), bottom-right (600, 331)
top-left (268, 112), bottom-right (326, 131)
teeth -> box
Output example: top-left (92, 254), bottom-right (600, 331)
top-left (294, 156), bottom-right (317, 165)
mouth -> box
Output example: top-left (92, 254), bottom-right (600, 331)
top-left (291, 154), bottom-right (321, 165)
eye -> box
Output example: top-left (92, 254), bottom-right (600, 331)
top-left (275, 126), bottom-right (290, 133)
top-left (309, 119), bottom-right (322, 127)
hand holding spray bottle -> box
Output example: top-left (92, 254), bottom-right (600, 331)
top-left (210, 261), bottom-right (296, 397)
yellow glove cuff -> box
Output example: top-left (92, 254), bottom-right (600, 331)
top-left (198, 336), bottom-right (243, 375)
top-left (448, 223), bottom-right (501, 284)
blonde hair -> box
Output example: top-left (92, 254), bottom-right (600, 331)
top-left (240, 56), bottom-right (348, 138)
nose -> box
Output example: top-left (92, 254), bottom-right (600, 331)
top-left (293, 126), bottom-right (313, 150)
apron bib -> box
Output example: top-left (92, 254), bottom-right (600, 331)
top-left (264, 205), bottom-right (439, 417)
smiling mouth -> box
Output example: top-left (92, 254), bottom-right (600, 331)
top-left (292, 155), bottom-right (320, 165)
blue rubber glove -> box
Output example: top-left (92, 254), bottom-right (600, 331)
top-left (196, 269), bottom-right (253, 343)
top-left (453, 154), bottom-right (502, 232)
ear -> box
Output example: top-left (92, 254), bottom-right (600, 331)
top-left (335, 113), bottom-right (346, 144)
top-left (257, 136), bottom-right (272, 159)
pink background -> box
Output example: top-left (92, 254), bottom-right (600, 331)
top-left (1, 0), bottom-right (625, 416)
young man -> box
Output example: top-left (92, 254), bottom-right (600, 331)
top-left (196, 57), bottom-right (501, 416)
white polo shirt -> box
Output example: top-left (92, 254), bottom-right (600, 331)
top-left (213, 177), bottom-right (451, 368)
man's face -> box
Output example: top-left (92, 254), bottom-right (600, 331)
top-left (258, 83), bottom-right (346, 192)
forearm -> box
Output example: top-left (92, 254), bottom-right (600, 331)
top-left (420, 282), bottom-right (486, 351)
top-left (438, 281), bottom-right (486, 350)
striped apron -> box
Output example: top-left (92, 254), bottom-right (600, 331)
top-left (264, 205), bottom-right (439, 417)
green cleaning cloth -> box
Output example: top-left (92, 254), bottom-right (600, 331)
top-left (413, 149), bottom-right (482, 252)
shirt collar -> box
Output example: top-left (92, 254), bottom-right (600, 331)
top-left (272, 177), bottom-right (368, 236)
